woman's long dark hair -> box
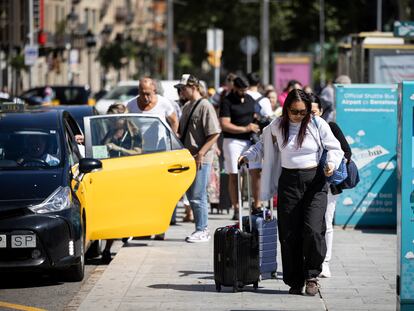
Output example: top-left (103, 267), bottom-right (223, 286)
top-left (279, 89), bottom-right (312, 148)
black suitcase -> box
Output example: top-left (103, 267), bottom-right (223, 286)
top-left (213, 164), bottom-right (260, 292)
top-left (216, 173), bottom-right (231, 214)
top-left (213, 226), bottom-right (260, 292)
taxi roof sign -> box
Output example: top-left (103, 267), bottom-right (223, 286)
top-left (0, 99), bottom-right (25, 113)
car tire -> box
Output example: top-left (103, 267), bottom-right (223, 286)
top-left (85, 240), bottom-right (102, 259)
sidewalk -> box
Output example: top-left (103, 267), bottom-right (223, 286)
top-left (77, 207), bottom-right (396, 311)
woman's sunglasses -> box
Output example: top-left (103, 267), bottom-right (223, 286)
top-left (289, 109), bottom-right (308, 116)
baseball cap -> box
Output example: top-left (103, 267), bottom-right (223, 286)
top-left (174, 74), bottom-right (200, 88)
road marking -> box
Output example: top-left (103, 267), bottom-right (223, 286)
top-left (0, 301), bottom-right (46, 311)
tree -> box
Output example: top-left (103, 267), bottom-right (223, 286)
top-left (174, 0), bottom-right (400, 86)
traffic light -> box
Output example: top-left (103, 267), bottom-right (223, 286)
top-left (207, 50), bottom-right (222, 68)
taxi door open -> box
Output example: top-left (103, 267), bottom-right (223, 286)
top-left (81, 114), bottom-right (195, 240)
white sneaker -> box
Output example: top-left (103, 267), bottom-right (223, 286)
top-left (185, 230), bottom-right (211, 243)
top-left (319, 262), bottom-right (331, 278)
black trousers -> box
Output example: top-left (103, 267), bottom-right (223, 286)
top-left (277, 167), bottom-right (327, 288)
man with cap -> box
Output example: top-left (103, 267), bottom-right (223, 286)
top-left (219, 76), bottom-right (261, 220)
top-left (177, 74), bottom-right (221, 243)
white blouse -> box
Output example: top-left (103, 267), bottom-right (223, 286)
top-left (273, 117), bottom-right (343, 170)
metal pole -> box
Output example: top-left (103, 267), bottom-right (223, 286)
top-left (247, 39), bottom-right (252, 73)
top-left (28, 0), bottom-right (34, 88)
top-left (377, 0), bottom-right (382, 31)
top-left (88, 49), bottom-right (91, 87)
top-left (214, 30), bottom-right (219, 90)
top-left (319, 0), bottom-right (325, 87)
top-left (167, 0), bottom-right (174, 80)
top-left (260, 0), bottom-right (269, 85)
top-left (0, 49), bottom-right (3, 89)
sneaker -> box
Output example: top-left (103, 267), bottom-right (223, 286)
top-left (185, 230), bottom-right (211, 243)
top-left (305, 278), bottom-right (320, 296)
top-left (251, 207), bottom-right (263, 216)
top-left (231, 210), bottom-right (239, 221)
top-left (319, 262), bottom-right (331, 278)
top-left (122, 237), bottom-right (133, 244)
top-left (288, 286), bottom-right (304, 295)
top-left (153, 233), bottom-right (165, 240)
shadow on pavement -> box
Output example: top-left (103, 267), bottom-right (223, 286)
top-left (352, 228), bottom-right (396, 234)
top-left (149, 283), bottom-right (289, 294)
top-left (122, 243), bottom-right (150, 248)
top-left (0, 271), bottom-right (62, 289)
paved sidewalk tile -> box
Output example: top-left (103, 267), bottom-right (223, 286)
top-left (77, 207), bottom-right (396, 311)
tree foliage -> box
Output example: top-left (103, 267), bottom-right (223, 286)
top-left (174, 0), bottom-right (404, 85)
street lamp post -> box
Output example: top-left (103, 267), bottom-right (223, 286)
top-left (85, 30), bottom-right (96, 88)
top-left (67, 8), bottom-right (78, 86)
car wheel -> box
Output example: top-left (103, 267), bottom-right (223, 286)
top-left (62, 231), bottom-right (85, 282)
top-left (85, 240), bottom-right (102, 259)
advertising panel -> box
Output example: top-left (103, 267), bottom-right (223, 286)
top-left (272, 54), bottom-right (312, 94)
top-left (397, 81), bottom-right (414, 310)
top-left (335, 84), bottom-right (398, 227)
top-left (371, 54), bottom-right (414, 84)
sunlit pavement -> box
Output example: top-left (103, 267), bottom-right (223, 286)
top-left (76, 206), bottom-right (396, 311)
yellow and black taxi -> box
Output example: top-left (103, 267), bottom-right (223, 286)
top-left (0, 101), bottom-right (195, 281)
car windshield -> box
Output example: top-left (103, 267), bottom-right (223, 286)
top-left (0, 129), bottom-right (62, 169)
top-left (102, 86), bottom-right (138, 101)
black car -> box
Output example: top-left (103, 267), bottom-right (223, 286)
top-left (0, 102), bottom-right (195, 281)
top-left (40, 105), bottom-right (99, 132)
top-left (0, 108), bottom-right (90, 280)
top-left (20, 86), bottom-right (94, 106)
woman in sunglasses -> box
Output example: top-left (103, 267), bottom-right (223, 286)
top-left (239, 89), bottom-right (343, 296)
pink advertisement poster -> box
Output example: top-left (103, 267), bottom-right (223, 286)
top-left (273, 55), bottom-right (312, 94)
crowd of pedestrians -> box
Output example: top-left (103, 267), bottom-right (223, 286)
top-left (97, 72), bottom-right (353, 296)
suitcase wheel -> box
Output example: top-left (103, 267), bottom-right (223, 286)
top-left (232, 286), bottom-right (238, 293)
top-left (271, 271), bottom-right (277, 279)
top-left (253, 281), bottom-right (259, 290)
top-left (215, 282), bottom-right (221, 292)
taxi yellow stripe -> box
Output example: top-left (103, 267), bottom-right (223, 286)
top-left (0, 301), bottom-right (46, 311)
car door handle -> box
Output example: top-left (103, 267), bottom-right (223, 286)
top-left (168, 166), bottom-right (190, 173)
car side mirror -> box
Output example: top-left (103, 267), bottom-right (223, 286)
top-left (79, 158), bottom-right (102, 174)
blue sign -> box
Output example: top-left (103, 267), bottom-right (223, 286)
top-left (335, 84), bottom-right (398, 227)
top-left (397, 81), bottom-right (414, 311)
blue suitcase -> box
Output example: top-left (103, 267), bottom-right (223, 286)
top-left (243, 213), bottom-right (278, 280)
top-left (241, 166), bottom-right (278, 280)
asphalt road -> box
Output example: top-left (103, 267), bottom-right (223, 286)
top-left (0, 241), bottom-right (123, 311)
top-left (0, 259), bottom-right (103, 311)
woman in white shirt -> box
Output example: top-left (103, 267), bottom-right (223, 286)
top-left (240, 89), bottom-right (343, 296)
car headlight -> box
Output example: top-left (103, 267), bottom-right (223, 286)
top-left (29, 186), bottom-right (72, 214)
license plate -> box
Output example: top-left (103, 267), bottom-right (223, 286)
top-left (0, 235), bottom-right (5, 248)
top-left (11, 234), bottom-right (36, 248)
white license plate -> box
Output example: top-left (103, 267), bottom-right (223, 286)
top-left (11, 235), bottom-right (36, 248)
top-left (0, 234), bottom-right (5, 248)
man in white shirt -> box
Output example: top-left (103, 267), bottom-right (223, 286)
top-left (246, 72), bottom-right (273, 118)
top-left (126, 77), bottom-right (179, 133)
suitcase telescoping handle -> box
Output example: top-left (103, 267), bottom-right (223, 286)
top-left (237, 163), bottom-right (252, 232)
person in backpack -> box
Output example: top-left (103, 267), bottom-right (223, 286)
top-left (239, 89), bottom-right (343, 296)
top-left (309, 93), bottom-right (352, 278)
top-left (176, 74), bottom-right (221, 243)
top-left (246, 72), bottom-right (273, 119)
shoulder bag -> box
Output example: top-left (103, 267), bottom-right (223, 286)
top-left (312, 117), bottom-right (348, 185)
top-left (179, 99), bottom-right (202, 144)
